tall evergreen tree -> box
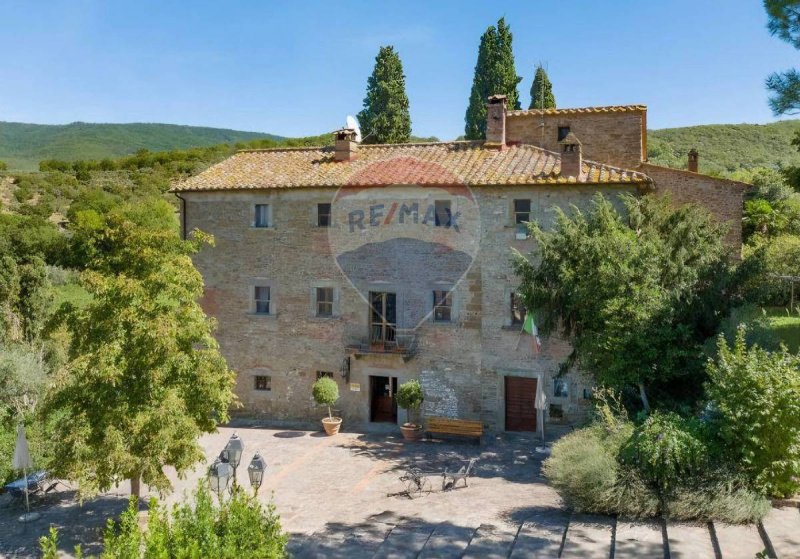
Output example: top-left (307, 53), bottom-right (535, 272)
top-left (464, 17), bottom-right (522, 139)
top-left (529, 65), bottom-right (556, 110)
top-left (357, 46), bottom-right (411, 144)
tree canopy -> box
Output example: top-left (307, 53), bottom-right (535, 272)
top-left (42, 201), bottom-right (236, 497)
top-left (529, 65), bottom-right (556, 110)
top-left (513, 194), bottom-right (736, 411)
top-left (464, 18), bottom-right (522, 139)
top-left (357, 46), bottom-right (411, 144)
top-left (765, 0), bottom-right (800, 114)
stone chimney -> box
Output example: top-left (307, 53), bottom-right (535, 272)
top-left (687, 148), bottom-right (699, 173)
top-left (334, 128), bottom-right (359, 162)
top-left (485, 94), bottom-right (507, 148)
top-left (559, 131), bottom-right (582, 178)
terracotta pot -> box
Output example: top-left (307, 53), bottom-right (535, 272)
top-left (322, 417), bottom-right (342, 436)
top-left (400, 423), bottom-right (423, 441)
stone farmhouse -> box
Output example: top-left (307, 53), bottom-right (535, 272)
top-left (172, 96), bottom-right (748, 432)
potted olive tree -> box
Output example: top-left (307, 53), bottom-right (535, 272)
top-left (313, 376), bottom-right (342, 436)
top-left (396, 380), bottom-right (424, 441)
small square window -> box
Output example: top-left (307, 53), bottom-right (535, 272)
top-left (317, 203), bottom-right (332, 227)
top-left (316, 287), bottom-right (334, 317)
top-left (316, 371), bottom-right (334, 380)
top-left (549, 403), bottom-right (564, 419)
top-left (554, 378), bottom-right (569, 398)
top-left (434, 200), bottom-right (451, 227)
top-left (254, 286), bottom-right (271, 314)
top-left (254, 375), bottom-right (271, 391)
top-left (511, 292), bottom-right (526, 325)
top-left (254, 204), bottom-right (271, 228)
top-left (433, 290), bottom-right (452, 322)
top-left (557, 126), bottom-right (570, 142)
top-left (583, 388), bottom-right (593, 400)
top-left (514, 199), bottom-right (531, 238)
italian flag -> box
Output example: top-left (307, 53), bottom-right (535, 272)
top-left (523, 313), bottom-right (542, 354)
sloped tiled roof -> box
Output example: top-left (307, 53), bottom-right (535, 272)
top-left (507, 105), bottom-right (647, 117)
top-left (173, 141), bottom-right (651, 192)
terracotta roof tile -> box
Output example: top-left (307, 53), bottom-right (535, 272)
top-left (506, 105), bottom-right (647, 117)
top-left (173, 141), bottom-right (651, 192)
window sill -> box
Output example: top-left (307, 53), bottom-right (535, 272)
top-left (309, 315), bottom-right (341, 322)
top-left (501, 324), bottom-right (524, 331)
top-left (247, 312), bottom-right (278, 319)
top-left (250, 226), bottom-right (276, 230)
top-left (430, 320), bottom-right (457, 327)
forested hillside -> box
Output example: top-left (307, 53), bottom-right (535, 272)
top-left (0, 121), bottom-right (283, 171)
top-left (648, 120), bottom-right (800, 176)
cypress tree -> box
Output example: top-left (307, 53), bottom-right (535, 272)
top-left (464, 17), bottom-right (522, 140)
top-left (529, 65), bottom-right (556, 110)
top-left (357, 46), bottom-right (411, 144)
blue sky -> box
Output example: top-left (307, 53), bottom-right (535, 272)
top-left (2, 0), bottom-right (798, 139)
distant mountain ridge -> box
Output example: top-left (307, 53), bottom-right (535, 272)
top-left (2, 119), bottom-right (800, 176)
top-left (0, 121), bottom-right (283, 170)
top-left (648, 120), bottom-right (800, 176)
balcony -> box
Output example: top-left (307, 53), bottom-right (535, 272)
top-left (346, 326), bottom-right (417, 361)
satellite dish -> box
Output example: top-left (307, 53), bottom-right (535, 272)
top-left (346, 115), bottom-right (362, 143)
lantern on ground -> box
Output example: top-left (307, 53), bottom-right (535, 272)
top-left (248, 452), bottom-right (268, 492)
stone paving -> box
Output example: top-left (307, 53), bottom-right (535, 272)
top-left (1, 425), bottom-right (799, 557)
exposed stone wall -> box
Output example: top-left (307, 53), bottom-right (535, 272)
top-left (182, 183), bottom-right (639, 431)
top-left (505, 110), bottom-right (645, 168)
top-left (640, 163), bottom-right (748, 251)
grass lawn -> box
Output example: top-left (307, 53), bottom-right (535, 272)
top-left (762, 310), bottom-right (800, 352)
top-left (51, 281), bottom-right (92, 311)
top-left (714, 305), bottom-right (800, 353)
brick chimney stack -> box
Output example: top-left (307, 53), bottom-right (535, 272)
top-left (334, 128), bottom-right (359, 162)
top-left (687, 148), bottom-right (699, 173)
top-left (485, 94), bottom-right (507, 148)
top-left (559, 131), bottom-right (583, 178)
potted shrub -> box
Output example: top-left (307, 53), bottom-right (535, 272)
top-left (396, 380), bottom-right (424, 441)
top-left (312, 376), bottom-right (342, 436)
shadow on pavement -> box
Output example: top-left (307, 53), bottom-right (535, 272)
top-left (0, 489), bottom-right (133, 558)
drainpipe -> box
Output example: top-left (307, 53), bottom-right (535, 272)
top-left (174, 193), bottom-right (187, 240)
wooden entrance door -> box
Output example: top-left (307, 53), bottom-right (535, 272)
top-left (370, 375), bottom-right (398, 422)
top-left (505, 376), bottom-right (537, 432)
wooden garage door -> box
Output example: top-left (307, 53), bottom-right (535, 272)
top-left (505, 376), bottom-right (537, 432)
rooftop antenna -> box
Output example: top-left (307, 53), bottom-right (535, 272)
top-left (345, 115), bottom-right (362, 143)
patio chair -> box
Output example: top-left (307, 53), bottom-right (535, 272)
top-left (442, 458), bottom-right (477, 490)
top-left (2, 471), bottom-right (59, 504)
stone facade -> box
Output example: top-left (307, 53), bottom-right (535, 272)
top-left (176, 101), bottom-right (748, 433)
top-left (505, 107), bottom-right (646, 168)
top-left (181, 184), bottom-right (637, 431)
top-left (638, 163), bottom-right (747, 249)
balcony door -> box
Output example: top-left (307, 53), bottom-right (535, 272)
top-left (370, 291), bottom-right (397, 346)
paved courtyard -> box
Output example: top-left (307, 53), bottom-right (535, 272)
top-left (1, 425), bottom-right (799, 557)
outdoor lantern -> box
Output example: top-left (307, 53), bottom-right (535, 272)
top-left (248, 452), bottom-right (268, 492)
top-left (208, 458), bottom-right (233, 498)
top-left (221, 432), bottom-right (244, 469)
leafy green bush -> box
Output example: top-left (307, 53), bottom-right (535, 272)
top-left (312, 377), bottom-right (339, 419)
top-left (666, 472), bottom-right (770, 523)
top-left (620, 412), bottom-right (709, 495)
top-left (543, 422), bottom-right (660, 518)
top-left (395, 380), bottom-right (424, 425)
top-left (40, 485), bottom-right (287, 558)
top-left (706, 327), bottom-right (800, 497)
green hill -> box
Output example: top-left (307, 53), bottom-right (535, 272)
top-left (0, 121), bottom-right (284, 171)
top-left (648, 120), bottom-right (800, 176)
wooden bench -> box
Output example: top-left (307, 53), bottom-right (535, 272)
top-left (426, 417), bottom-right (483, 444)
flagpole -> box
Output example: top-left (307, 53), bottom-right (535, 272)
top-left (23, 466), bottom-right (30, 518)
